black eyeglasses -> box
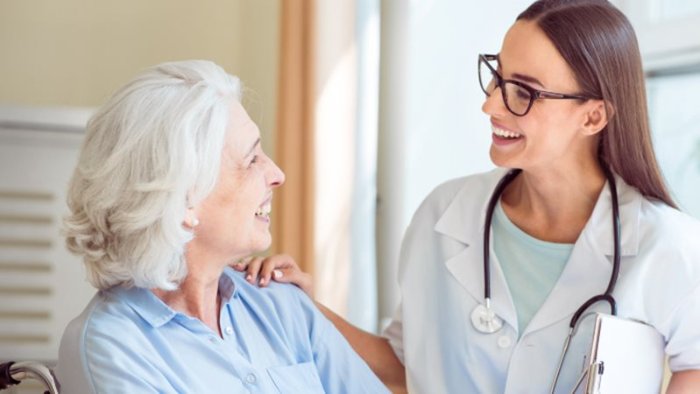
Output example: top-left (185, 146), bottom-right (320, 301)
top-left (478, 54), bottom-right (599, 116)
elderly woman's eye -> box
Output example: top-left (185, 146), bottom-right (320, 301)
top-left (249, 155), bottom-right (259, 166)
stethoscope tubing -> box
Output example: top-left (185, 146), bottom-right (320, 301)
top-left (568, 165), bottom-right (620, 328)
top-left (478, 166), bottom-right (621, 332)
top-left (482, 169), bottom-right (522, 303)
top-left (477, 166), bottom-right (623, 393)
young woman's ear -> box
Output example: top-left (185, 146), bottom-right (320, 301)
top-left (582, 100), bottom-right (614, 136)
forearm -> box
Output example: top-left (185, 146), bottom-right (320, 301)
top-left (667, 370), bottom-right (700, 394)
top-left (315, 302), bottom-right (406, 391)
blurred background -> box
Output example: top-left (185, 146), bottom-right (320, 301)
top-left (1, 0), bottom-right (699, 387)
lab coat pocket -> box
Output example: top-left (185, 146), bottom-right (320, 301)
top-left (267, 361), bottom-right (325, 393)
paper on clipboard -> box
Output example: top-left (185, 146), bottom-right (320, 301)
top-left (574, 313), bottom-right (665, 394)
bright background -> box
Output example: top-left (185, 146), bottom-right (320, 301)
top-left (1, 3), bottom-right (699, 391)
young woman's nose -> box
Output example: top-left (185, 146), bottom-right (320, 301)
top-left (481, 86), bottom-right (508, 117)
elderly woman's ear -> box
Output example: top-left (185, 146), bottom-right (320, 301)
top-left (184, 207), bottom-right (200, 229)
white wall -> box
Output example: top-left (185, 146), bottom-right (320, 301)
top-left (312, 0), bottom-right (382, 332)
top-left (376, 0), bottom-right (533, 325)
top-left (0, 0), bottom-right (280, 155)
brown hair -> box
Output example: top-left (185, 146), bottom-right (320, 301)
top-left (518, 0), bottom-right (676, 207)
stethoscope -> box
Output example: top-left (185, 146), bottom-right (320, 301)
top-left (469, 167), bottom-right (622, 392)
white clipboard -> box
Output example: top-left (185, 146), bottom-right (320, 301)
top-left (573, 313), bottom-right (666, 394)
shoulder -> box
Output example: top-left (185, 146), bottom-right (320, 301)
top-left (411, 168), bottom-right (505, 224)
top-left (224, 268), bottom-right (347, 361)
top-left (224, 268), bottom-right (321, 332)
top-left (639, 199), bottom-right (700, 238)
top-left (59, 288), bottom-right (154, 355)
top-left (58, 291), bottom-right (126, 354)
top-left (637, 199), bottom-right (700, 262)
top-left (57, 289), bottom-right (148, 392)
top-left (619, 193), bottom-right (700, 316)
top-left (611, 179), bottom-right (700, 281)
top-left (631, 201), bottom-right (700, 370)
top-left (225, 268), bottom-right (311, 306)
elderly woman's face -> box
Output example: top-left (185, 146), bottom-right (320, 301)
top-left (193, 101), bottom-right (285, 263)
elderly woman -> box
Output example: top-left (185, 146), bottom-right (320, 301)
top-left (55, 60), bottom-right (388, 393)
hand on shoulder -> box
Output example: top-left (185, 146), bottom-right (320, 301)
top-left (231, 254), bottom-right (314, 298)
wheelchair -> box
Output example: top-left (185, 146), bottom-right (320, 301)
top-left (0, 361), bottom-right (59, 394)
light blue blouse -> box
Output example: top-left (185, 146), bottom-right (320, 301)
top-left (56, 268), bottom-right (388, 393)
top-left (493, 201), bottom-right (574, 336)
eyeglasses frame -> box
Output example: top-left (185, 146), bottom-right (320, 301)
top-left (478, 53), bottom-right (600, 116)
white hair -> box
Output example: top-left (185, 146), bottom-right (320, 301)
top-left (64, 60), bottom-right (242, 290)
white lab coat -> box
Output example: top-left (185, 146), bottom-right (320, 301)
top-left (383, 168), bottom-right (700, 393)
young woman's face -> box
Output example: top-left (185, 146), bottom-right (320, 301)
top-left (481, 20), bottom-right (598, 173)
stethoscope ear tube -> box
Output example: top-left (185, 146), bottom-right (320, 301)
top-left (550, 165), bottom-right (622, 393)
top-left (472, 168), bottom-right (521, 334)
top-left (482, 168), bottom-right (522, 302)
top-left (602, 165), bottom-right (621, 298)
top-left (567, 165), bottom-right (621, 328)
top-left (475, 166), bottom-right (621, 339)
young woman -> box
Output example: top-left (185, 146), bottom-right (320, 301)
top-left (244, 1), bottom-right (700, 392)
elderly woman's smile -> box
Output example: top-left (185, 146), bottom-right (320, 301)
top-left (254, 198), bottom-right (273, 222)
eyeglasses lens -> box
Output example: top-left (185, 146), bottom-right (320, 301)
top-left (503, 83), bottom-right (532, 115)
top-left (479, 58), bottom-right (496, 96)
top-left (479, 57), bottom-right (533, 116)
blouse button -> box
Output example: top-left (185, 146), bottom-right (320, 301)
top-left (497, 335), bottom-right (512, 348)
top-left (225, 326), bottom-right (234, 335)
top-left (245, 373), bottom-right (257, 384)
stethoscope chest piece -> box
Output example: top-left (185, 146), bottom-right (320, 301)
top-left (471, 303), bottom-right (504, 334)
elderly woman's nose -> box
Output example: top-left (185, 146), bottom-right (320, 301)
top-left (269, 160), bottom-right (285, 187)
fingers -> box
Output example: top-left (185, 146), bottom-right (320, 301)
top-left (231, 256), bottom-right (253, 272)
top-left (235, 254), bottom-right (314, 298)
top-left (258, 254), bottom-right (295, 287)
top-left (245, 256), bottom-right (265, 285)
top-left (241, 255), bottom-right (291, 287)
top-left (258, 257), bottom-right (278, 287)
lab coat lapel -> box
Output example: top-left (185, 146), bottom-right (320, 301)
top-left (435, 168), bottom-right (518, 330)
top-left (523, 175), bottom-right (642, 335)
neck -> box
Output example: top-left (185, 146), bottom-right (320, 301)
top-left (501, 162), bottom-right (606, 243)
top-left (152, 256), bottom-right (224, 337)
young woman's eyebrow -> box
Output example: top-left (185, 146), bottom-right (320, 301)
top-left (511, 73), bottom-right (545, 88)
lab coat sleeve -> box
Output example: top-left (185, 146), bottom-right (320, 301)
top-left (664, 283), bottom-right (700, 371)
top-left (382, 306), bottom-right (404, 364)
top-left (379, 185), bottom-right (443, 367)
top-left (380, 175), bottom-right (474, 369)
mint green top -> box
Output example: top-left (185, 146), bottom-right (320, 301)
top-left (492, 201), bottom-right (574, 336)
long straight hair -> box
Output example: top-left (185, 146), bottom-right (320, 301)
top-left (518, 0), bottom-right (676, 207)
